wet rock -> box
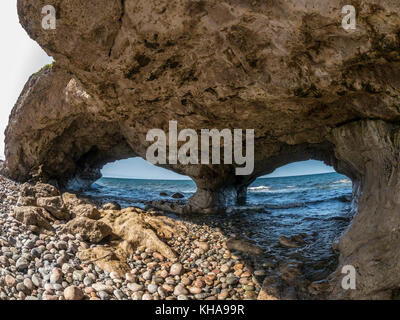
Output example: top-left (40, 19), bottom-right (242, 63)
top-left (243, 291), bottom-right (258, 300)
top-left (226, 238), bottom-right (263, 255)
top-left (172, 193), bottom-right (184, 199)
top-left (102, 202), bottom-right (121, 211)
top-left (279, 236), bottom-right (302, 248)
top-left (279, 262), bottom-right (303, 284)
top-left (308, 281), bottom-right (332, 296)
top-left (257, 277), bottom-right (280, 300)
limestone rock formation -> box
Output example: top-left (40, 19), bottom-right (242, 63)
top-left (101, 207), bottom-right (187, 260)
top-left (70, 204), bottom-right (101, 220)
top-left (76, 247), bottom-right (131, 278)
top-left (102, 202), bottom-right (121, 211)
top-left (77, 208), bottom-right (187, 276)
top-left (62, 192), bottom-right (87, 209)
top-left (14, 206), bottom-right (52, 230)
top-left (36, 196), bottom-right (70, 220)
top-left (14, 182), bottom-right (70, 230)
top-left (3, 0), bottom-right (400, 299)
top-left (63, 217), bottom-right (112, 243)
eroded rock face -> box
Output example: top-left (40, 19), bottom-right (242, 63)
top-left (62, 217), bottom-right (112, 243)
top-left (77, 207), bottom-right (187, 277)
top-left (101, 207), bottom-right (187, 260)
top-left (4, 0), bottom-right (400, 299)
top-left (14, 206), bottom-right (52, 230)
top-left (327, 120), bottom-right (400, 299)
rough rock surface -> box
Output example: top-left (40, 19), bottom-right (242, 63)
top-left (63, 217), bottom-right (112, 243)
top-left (71, 204), bottom-right (101, 220)
top-left (3, 0), bottom-right (400, 299)
top-left (101, 207), bottom-right (187, 261)
top-left (14, 206), bottom-right (52, 230)
top-left (36, 196), bottom-right (70, 220)
top-left (76, 247), bottom-right (130, 279)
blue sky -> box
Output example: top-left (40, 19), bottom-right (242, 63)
top-left (102, 158), bottom-right (335, 180)
top-left (0, 1), bottom-right (53, 159)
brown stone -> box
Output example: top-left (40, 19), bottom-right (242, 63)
top-left (227, 239), bottom-right (263, 255)
top-left (71, 204), bottom-right (101, 220)
top-left (14, 206), bottom-right (52, 230)
top-left (63, 217), bottom-right (112, 243)
top-left (37, 196), bottom-right (70, 220)
top-left (77, 247), bottom-right (130, 279)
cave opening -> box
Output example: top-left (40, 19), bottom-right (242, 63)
top-left (242, 160), bottom-right (354, 283)
top-left (68, 149), bottom-right (358, 298)
top-left (80, 157), bottom-right (196, 209)
top-left (82, 156), bottom-right (355, 289)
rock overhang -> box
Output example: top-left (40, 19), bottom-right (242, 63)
top-left (6, 0), bottom-right (400, 201)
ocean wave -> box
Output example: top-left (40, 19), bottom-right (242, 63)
top-left (261, 194), bottom-right (352, 209)
top-left (248, 186), bottom-right (271, 191)
top-left (332, 179), bottom-right (351, 184)
top-left (264, 202), bottom-right (306, 209)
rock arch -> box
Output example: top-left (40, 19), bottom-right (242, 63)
top-left (4, 0), bottom-right (400, 299)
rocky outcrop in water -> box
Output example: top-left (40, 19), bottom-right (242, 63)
top-left (4, 0), bottom-right (400, 299)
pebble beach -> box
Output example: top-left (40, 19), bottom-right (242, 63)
top-left (0, 175), bottom-right (263, 300)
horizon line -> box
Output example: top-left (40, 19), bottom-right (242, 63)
top-left (101, 171), bottom-right (338, 181)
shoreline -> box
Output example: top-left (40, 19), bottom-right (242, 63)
top-left (0, 175), bottom-right (339, 300)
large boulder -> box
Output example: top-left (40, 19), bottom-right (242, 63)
top-left (36, 196), bottom-right (70, 220)
top-left (61, 192), bottom-right (86, 209)
top-left (76, 247), bottom-right (130, 279)
top-left (70, 204), bottom-right (101, 220)
top-left (20, 183), bottom-right (59, 198)
top-left (14, 206), bottom-right (52, 230)
top-left (63, 217), bottom-right (112, 243)
top-left (101, 208), bottom-right (187, 261)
